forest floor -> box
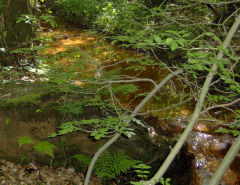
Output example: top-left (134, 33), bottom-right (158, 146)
top-left (0, 160), bottom-right (103, 185)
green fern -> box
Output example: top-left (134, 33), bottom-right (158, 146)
top-left (57, 100), bottom-right (83, 120)
top-left (74, 151), bottom-right (139, 180)
top-left (95, 150), bottom-right (116, 179)
top-left (33, 141), bottom-right (57, 158)
top-left (73, 154), bottom-right (91, 166)
top-left (112, 151), bottom-right (138, 175)
top-left (96, 151), bottom-right (139, 179)
top-left (18, 136), bottom-right (35, 147)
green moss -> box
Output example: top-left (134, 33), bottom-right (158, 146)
top-left (2, 93), bottom-right (42, 107)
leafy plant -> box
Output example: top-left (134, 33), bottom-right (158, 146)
top-left (159, 177), bottom-right (171, 185)
top-left (18, 137), bottom-right (57, 158)
top-left (73, 154), bottom-right (92, 166)
top-left (33, 141), bottom-right (57, 158)
top-left (5, 117), bottom-right (10, 125)
top-left (131, 163), bottom-right (171, 185)
top-left (74, 151), bottom-right (139, 179)
top-left (132, 163), bottom-right (151, 181)
top-left (18, 136), bottom-right (35, 147)
top-left (16, 14), bottom-right (38, 25)
top-left (49, 116), bottom-right (136, 139)
top-left (40, 14), bottom-right (56, 28)
top-left (215, 113), bottom-right (240, 136)
top-left (16, 13), bottom-right (56, 27)
top-left (55, 0), bottom-right (108, 27)
top-left (57, 100), bottom-right (84, 120)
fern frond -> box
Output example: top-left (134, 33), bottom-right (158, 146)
top-left (95, 151), bottom-right (139, 179)
top-left (73, 154), bottom-right (91, 166)
top-left (113, 151), bottom-right (139, 175)
top-left (95, 151), bottom-right (116, 179)
top-left (73, 151), bottom-right (139, 180)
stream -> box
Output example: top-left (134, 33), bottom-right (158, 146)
top-left (0, 20), bottom-right (240, 185)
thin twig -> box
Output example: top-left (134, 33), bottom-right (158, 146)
top-left (201, 98), bottom-right (240, 114)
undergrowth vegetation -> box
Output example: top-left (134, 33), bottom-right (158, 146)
top-left (1, 0), bottom-right (240, 185)
top-left (74, 151), bottom-right (139, 180)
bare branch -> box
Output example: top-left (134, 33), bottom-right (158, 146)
top-left (201, 98), bottom-right (240, 115)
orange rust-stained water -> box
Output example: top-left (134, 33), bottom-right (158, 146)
top-left (40, 21), bottom-right (192, 117)
top-left (41, 21), bottom-right (237, 121)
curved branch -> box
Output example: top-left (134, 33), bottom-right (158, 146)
top-left (76, 77), bottom-right (158, 87)
top-left (83, 69), bottom-right (183, 185)
top-left (100, 78), bottom-right (157, 87)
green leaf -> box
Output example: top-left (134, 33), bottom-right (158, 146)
top-left (48, 132), bottom-right (57, 138)
top-left (215, 128), bottom-right (230, 134)
top-left (153, 35), bottom-right (162, 43)
top-left (5, 117), bottom-right (10, 125)
top-left (195, 64), bottom-right (204, 70)
top-left (137, 174), bottom-right (147, 178)
top-left (18, 136), bottom-right (34, 147)
top-left (36, 109), bottom-right (42, 113)
top-left (73, 154), bottom-right (91, 166)
top-left (33, 141), bottom-right (57, 157)
top-left (166, 37), bottom-right (173, 45)
top-left (170, 41), bottom-right (178, 51)
top-left (182, 32), bottom-right (191, 37)
top-left (90, 130), bottom-right (106, 140)
top-left (177, 39), bottom-right (184, 46)
top-left (160, 177), bottom-right (171, 185)
top-left (132, 118), bottom-right (145, 127)
top-left (121, 130), bottom-right (135, 138)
